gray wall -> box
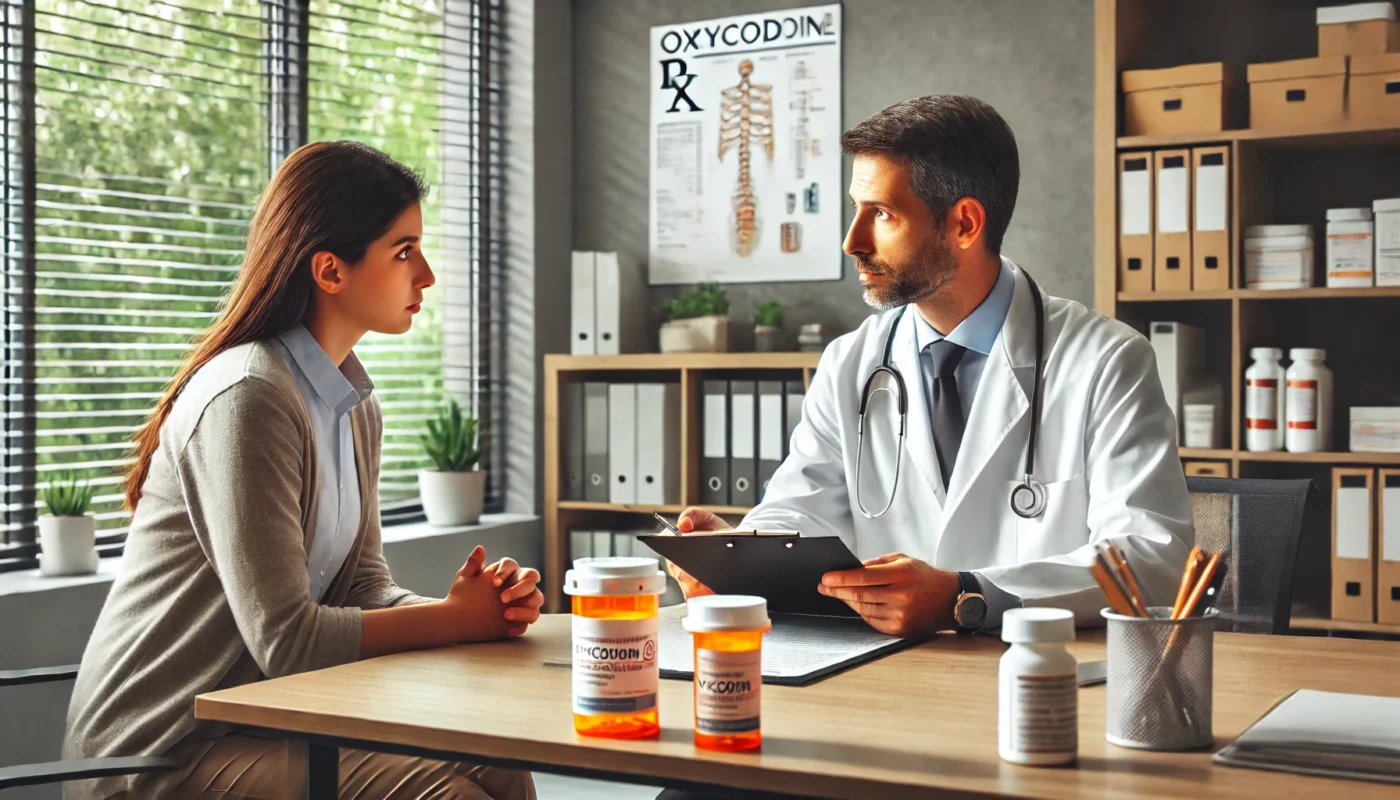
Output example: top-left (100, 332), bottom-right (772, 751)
top-left (573, 0), bottom-right (1095, 347)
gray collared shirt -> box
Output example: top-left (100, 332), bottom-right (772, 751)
top-left (272, 325), bottom-right (373, 601)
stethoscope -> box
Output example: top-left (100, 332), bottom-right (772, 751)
top-left (854, 270), bottom-right (1048, 520)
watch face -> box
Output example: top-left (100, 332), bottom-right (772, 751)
top-left (956, 595), bottom-right (988, 629)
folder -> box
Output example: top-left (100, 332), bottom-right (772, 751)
top-left (592, 530), bottom-right (613, 559)
top-left (1118, 153), bottom-right (1154, 293)
top-left (701, 381), bottom-right (730, 506)
top-left (583, 382), bottom-right (609, 502)
top-left (1379, 470), bottom-right (1400, 625)
top-left (1192, 146), bottom-right (1231, 291)
top-left (608, 383), bottom-right (637, 504)
top-left (611, 530), bottom-right (635, 559)
top-left (563, 382), bottom-right (585, 501)
top-left (757, 381), bottom-right (785, 499)
top-left (636, 383), bottom-right (681, 505)
top-left (783, 380), bottom-right (805, 457)
top-left (594, 252), bottom-right (648, 355)
top-left (569, 529), bottom-right (592, 563)
top-left (729, 380), bottom-right (758, 507)
top-left (1149, 322), bottom-right (1204, 443)
top-left (1332, 468), bottom-right (1375, 623)
top-left (570, 252), bottom-right (596, 355)
top-left (1155, 149), bottom-right (1192, 292)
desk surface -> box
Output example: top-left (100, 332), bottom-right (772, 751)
top-left (197, 615), bottom-right (1400, 799)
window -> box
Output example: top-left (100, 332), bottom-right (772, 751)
top-left (0, 0), bottom-right (504, 572)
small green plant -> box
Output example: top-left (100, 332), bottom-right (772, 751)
top-left (663, 281), bottom-right (730, 321)
top-left (420, 399), bottom-right (480, 472)
top-left (753, 299), bottom-right (783, 328)
top-left (43, 472), bottom-right (93, 517)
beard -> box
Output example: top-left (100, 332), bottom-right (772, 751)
top-left (859, 235), bottom-right (959, 310)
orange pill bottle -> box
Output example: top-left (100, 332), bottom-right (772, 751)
top-left (564, 557), bottom-right (666, 739)
top-left (682, 595), bottom-right (770, 752)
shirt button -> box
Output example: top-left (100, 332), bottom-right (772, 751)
top-left (320, 570), bottom-right (325, 577)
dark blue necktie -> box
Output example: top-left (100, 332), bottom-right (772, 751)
top-left (927, 340), bottom-right (967, 490)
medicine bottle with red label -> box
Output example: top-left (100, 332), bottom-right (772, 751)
top-left (1285, 348), bottom-right (1333, 453)
top-left (1245, 347), bottom-right (1285, 452)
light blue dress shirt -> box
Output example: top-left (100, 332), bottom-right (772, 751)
top-left (272, 325), bottom-right (373, 602)
top-left (912, 260), bottom-right (1021, 629)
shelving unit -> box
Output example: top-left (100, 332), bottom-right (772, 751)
top-left (1095, 0), bottom-right (1400, 639)
top-left (543, 352), bottom-right (820, 611)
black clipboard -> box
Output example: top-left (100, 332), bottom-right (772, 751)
top-left (636, 532), bottom-right (862, 617)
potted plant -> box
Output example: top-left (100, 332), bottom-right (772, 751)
top-left (418, 399), bottom-right (485, 526)
top-left (659, 282), bottom-right (730, 353)
top-left (39, 472), bottom-right (98, 576)
top-left (753, 299), bottom-right (784, 352)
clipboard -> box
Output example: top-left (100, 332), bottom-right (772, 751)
top-left (636, 532), bottom-right (862, 617)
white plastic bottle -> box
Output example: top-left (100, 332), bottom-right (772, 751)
top-left (1285, 348), bottom-right (1333, 453)
top-left (1245, 348), bottom-right (1286, 452)
top-left (998, 607), bottom-right (1077, 766)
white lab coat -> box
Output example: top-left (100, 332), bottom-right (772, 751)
top-left (741, 260), bottom-right (1192, 624)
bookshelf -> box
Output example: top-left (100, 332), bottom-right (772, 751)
top-left (543, 352), bottom-right (821, 612)
top-left (1094, 0), bottom-right (1400, 638)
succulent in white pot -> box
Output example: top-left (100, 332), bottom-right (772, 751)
top-left (658, 282), bottom-right (730, 353)
top-left (39, 472), bottom-right (99, 576)
top-left (752, 299), bottom-right (784, 352)
top-left (418, 399), bottom-right (485, 527)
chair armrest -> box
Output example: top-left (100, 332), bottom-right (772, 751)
top-left (0, 756), bottom-right (181, 790)
top-left (0, 664), bottom-right (80, 687)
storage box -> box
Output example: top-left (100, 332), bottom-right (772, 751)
top-left (1247, 57), bottom-right (1347, 128)
top-left (1377, 198), bottom-right (1400, 286)
top-left (1318, 2), bottom-right (1399, 56)
top-left (1122, 62), bottom-right (1228, 136)
top-left (1351, 53), bottom-right (1400, 122)
top-left (1326, 208), bottom-right (1375, 288)
top-left (1351, 407), bottom-right (1400, 453)
top-left (1245, 224), bottom-right (1315, 290)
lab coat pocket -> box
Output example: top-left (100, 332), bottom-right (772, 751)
top-left (1011, 474), bottom-right (1090, 562)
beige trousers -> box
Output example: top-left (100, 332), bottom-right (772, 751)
top-left (149, 734), bottom-right (537, 799)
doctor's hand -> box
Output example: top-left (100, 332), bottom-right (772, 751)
top-left (817, 553), bottom-right (960, 638)
top-left (663, 507), bottom-right (733, 599)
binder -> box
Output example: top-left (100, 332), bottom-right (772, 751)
top-left (1192, 146), bottom-right (1231, 291)
top-left (1155, 149), bottom-right (1192, 292)
top-left (594, 252), bottom-right (648, 355)
top-left (1149, 322), bottom-right (1204, 443)
top-left (608, 383), bottom-right (637, 504)
top-left (1117, 153), bottom-right (1154, 293)
top-left (635, 383), bottom-right (681, 505)
top-left (563, 382), bottom-right (586, 501)
top-left (783, 380), bottom-right (805, 457)
top-left (729, 380), bottom-right (758, 507)
top-left (701, 381), bottom-right (730, 505)
top-left (569, 529), bottom-right (592, 563)
top-left (583, 382), bottom-right (609, 502)
top-left (1379, 470), bottom-right (1400, 624)
top-left (592, 530), bottom-right (613, 559)
top-left (611, 530), bottom-right (635, 559)
top-left (570, 252), bottom-right (596, 355)
top-left (1332, 468), bottom-right (1375, 623)
top-left (757, 381), bottom-right (785, 499)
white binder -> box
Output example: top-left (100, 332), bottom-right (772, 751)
top-left (636, 383), bottom-right (681, 505)
top-left (593, 252), bottom-right (647, 355)
top-left (570, 252), bottom-right (596, 355)
top-left (608, 383), bottom-right (637, 504)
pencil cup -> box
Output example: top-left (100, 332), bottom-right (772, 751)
top-left (1102, 607), bottom-right (1216, 751)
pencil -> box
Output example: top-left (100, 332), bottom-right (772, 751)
top-left (1171, 546), bottom-right (1205, 619)
top-left (1175, 550), bottom-right (1222, 620)
top-left (1102, 542), bottom-right (1150, 616)
top-left (1092, 552), bottom-right (1138, 616)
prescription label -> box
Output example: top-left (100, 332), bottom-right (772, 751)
top-left (695, 649), bottom-right (762, 734)
top-left (571, 616), bottom-right (659, 715)
top-left (1287, 380), bottom-right (1318, 429)
top-left (1006, 673), bottom-right (1078, 754)
top-left (1246, 379), bottom-right (1278, 429)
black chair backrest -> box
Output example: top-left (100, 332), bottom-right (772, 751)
top-left (1185, 476), bottom-right (1313, 635)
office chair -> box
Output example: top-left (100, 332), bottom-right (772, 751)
top-left (0, 665), bottom-right (177, 791)
top-left (1185, 476), bottom-right (1314, 635)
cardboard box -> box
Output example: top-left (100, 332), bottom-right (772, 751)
top-left (1248, 57), bottom-right (1347, 129)
top-left (1351, 407), bottom-right (1400, 453)
top-left (1319, 2), bottom-right (1399, 55)
top-left (1122, 62), bottom-right (1228, 136)
top-left (1191, 147), bottom-right (1231, 290)
top-left (1350, 52), bottom-right (1400, 122)
top-left (1117, 153), bottom-right (1153, 293)
top-left (1154, 150), bottom-right (1192, 292)
top-left (1184, 461), bottom-right (1230, 478)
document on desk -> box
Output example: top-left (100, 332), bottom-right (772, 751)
top-left (1214, 690), bottom-right (1400, 784)
top-left (656, 605), bottom-right (910, 686)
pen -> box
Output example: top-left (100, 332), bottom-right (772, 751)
top-left (1171, 546), bottom-right (1205, 619)
top-left (652, 512), bottom-right (681, 535)
top-left (1091, 552), bottom-right (1138, 616)
top-left (1176, 550), bottom-right (1223, 620)
top-left (1101, 542), bottom-right (1149, 616)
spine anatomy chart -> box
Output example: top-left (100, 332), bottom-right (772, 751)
top-left (718, 60), bottom-right (774, 258)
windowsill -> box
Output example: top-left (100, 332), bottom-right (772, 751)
top-left (0, 513), bottom-right (541, 600)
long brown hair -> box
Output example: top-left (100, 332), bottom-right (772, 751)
top-left (124, 141), bottom-right (427, 510)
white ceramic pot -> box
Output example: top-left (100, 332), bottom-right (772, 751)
top-left (753, 324), bottom-right (783, 352)
top-left (38, 514), bottom-right (98, 577)
top-left (419, 469), bottom-right (485, 527)
top-left (659, 316), bottom-right (730, 353)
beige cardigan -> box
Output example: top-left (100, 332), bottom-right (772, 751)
top-left (62, 340), bottom-right (427, 800)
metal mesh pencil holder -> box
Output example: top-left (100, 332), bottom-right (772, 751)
top-left (1102, 606), bottom-right (1217, 751)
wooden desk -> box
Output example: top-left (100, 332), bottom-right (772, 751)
top-left (196, 615), bottom-right (1400, 799)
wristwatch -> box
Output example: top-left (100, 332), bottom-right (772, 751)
top-left (952, 571), bottom-right (988, 633)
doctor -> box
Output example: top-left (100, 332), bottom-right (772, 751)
top-left (671, 95), bottom-right (1192, 637)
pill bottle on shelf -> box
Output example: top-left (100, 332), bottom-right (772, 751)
top-left (1245, 347), bottom-right (1285, 452)
top-left (1285, 348), bottom-right (1333, 453)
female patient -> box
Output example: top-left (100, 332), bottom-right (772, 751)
top-left (62, 141), bottom-right (542, 800)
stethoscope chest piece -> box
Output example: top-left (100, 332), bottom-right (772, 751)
top-left (1010, 478), bottom-right (1047, 519)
